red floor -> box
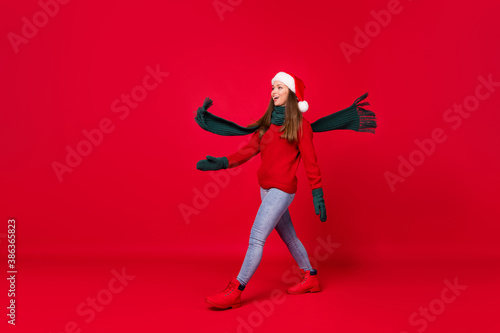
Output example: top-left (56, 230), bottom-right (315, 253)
top-left (4, 254), bottom-right (499, 333)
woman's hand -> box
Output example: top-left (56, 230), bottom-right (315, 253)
top-left (196, 155), bottom-right (228, 171)
top-left (312, 188), bottom-right (327, 222)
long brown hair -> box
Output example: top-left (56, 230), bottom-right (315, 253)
top-left (246, 90), bottom-right (303, 143)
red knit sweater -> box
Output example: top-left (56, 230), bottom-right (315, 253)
top-left (226, 117), bottom-right (323, 194)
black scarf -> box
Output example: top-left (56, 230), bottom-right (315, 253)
top-left (271, 105), bottom-right (286, 126)
top-left (194, 93), bottom-right (376, 135)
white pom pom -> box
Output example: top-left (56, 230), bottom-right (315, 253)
top-left (298, 101), bottom-right (309, 112)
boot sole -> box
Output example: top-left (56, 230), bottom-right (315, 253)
top-left (205, 298), bottom-right (242, 309)
top-left (286, 286), bottom-right (321, 295)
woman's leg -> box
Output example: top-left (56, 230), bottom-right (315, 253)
top-left (236, 187), bottom-right (295, 286)
top-left (275, 208), bottom-right (321, 295)
top-left (275, 209), bottom-right (314, 271)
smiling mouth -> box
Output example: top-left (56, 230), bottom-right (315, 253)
top-left (273, 96), bottom-right (279, 101)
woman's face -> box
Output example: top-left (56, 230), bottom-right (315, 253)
top-left (271, 81), bottom-right (289, 107)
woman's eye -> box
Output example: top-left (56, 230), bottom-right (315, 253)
top-left (278, 87), bottom-right (282, 89)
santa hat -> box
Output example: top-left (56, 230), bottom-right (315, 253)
top-left (271, 72), bottom-right (309, 112)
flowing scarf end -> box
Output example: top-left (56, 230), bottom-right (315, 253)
top-left (194, 97), bottom-right (258, 136)
top-left (356, 93), bottom-right (377, 133)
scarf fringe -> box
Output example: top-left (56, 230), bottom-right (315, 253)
top-left (194, 97), bottom-right (215, 132)
top-left (203, 97), bottom-right (213, 110)
top-left (355, 93), bottom-right (377, 133)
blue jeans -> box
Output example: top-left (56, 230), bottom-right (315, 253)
top-left (236, 187), bottom-right (314, 286)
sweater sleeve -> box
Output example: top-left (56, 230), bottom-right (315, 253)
top-left (226, 130), bottom-right (261, 168)
top-left (298, 118), bottom-right (323, 190)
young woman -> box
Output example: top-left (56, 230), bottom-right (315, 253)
top-left (195, 72), bottom-right (376, 309)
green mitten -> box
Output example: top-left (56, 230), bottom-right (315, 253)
top-left (196, 155), bottom-right (228, 171)
top-left (312, 188), bottom-right (327, 222)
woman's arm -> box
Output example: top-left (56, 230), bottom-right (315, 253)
top-left (226, 130), bottom-right (261, 168)
top-left (297, 119), bottom-right (323, 190)
top-left (298, 119), bottom-right (326, 222)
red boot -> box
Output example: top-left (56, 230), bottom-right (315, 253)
top-left (287, 269), bottom-right (321, 295)
top-left (206, 277), bottom-right (244, 309)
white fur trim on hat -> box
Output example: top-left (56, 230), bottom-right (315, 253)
top-left (271, 72), bottom-right (296, 93)
top-left (298, 101), bottom-right (309, 112)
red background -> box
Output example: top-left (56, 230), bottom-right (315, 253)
top-left (1, 0), bottom-right (499, 332)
